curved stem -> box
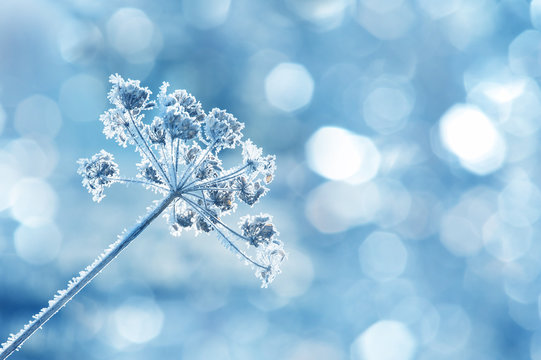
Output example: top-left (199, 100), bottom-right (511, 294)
top-left (0, 193), bottom-right (176, 360)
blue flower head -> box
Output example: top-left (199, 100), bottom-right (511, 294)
top-left (0, 73), bottom-right (288, 360)
top-left (108, 74), bottom-right (152, 111)
top-left (77, 150), bottom-right (119, 202)
top-left (78, 74), bottom-right (286, 287)
top-left (203, 108), bottom-right (244, 149)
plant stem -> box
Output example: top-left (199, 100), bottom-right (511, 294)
top-left (0, 193), bottom-right (176, 360)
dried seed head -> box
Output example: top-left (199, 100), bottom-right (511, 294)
top-left (77, 150), bottom-right (119, 202)
top-left (79, 74), bottom-right (285, 287)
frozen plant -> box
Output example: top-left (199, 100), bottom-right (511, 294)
top-left (0, 74), bottom-right (286, 360)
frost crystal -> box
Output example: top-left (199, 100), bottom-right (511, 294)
top-left (78, 74), bottom-right (286, 287)
top-left (240, 214), bottom-right (278, 247)
top-left (203, 108), bottom-right (244, 149)
top-left (108, 73), bottom-right (152, 111)
top-left (77, 150), bottom-right (119, 202)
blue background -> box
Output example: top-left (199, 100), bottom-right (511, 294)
top-left (1, 0), bottom-right (541, 359)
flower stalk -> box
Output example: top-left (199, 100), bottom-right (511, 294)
top-left (0, 193), bottom-right (175, 360)
top-left (0, 74), bottom-right (286, 358)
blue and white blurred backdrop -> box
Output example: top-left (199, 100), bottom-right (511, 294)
top-left (1, 0), bottom-right (541, 359)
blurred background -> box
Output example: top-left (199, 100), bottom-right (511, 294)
top-left (0, 0), bottom-right (541, 359)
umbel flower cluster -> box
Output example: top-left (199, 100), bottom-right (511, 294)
top-left (78, 74), bottom-right (286, 286)
top-left (0, 75), bottom-right (287, 360)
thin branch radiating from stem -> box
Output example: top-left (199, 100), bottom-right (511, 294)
top-left (0, 193), bottom-right (176, 360)
top-left (126, 111), bottom-right (171, 186)
top-left (106, 177), bottom-right (169, 191)
top-left (183, 164), bottom-right (249, 193)
top-left (183, 194), bottom-right (251, 243)
top-left (178, 141), bottom-right (217, 190)
top-left (174, 138), bottom-right (180, 184)
top-left (180, 195), bottom-right (263, 269)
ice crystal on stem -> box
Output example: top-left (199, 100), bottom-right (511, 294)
top-left (0, 74), bottom-right (285, 360)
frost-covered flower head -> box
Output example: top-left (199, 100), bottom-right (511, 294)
top-left (78, 74), bottom-right (286, 287)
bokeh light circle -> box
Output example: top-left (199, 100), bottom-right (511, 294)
top-left (351, 320), bottom-right (416, 360)
top-left (0, 152), bottom-right (21, 211)
top-left (498, 175), bottom-right (541, 227)
top-left (14, 223), bottom-right (62, 265)
top-left (265, 62), bottom-right (314, 112)
top-left (7, 138), bottom-right (58, 178)
top-left (58, 19), bottom-right (103, 64)
top-left (305, 181), bottom-right (381, 233)
top-left (182, 0), bottom-right (231, 30)
top-left (10, 178), bottom-right (57, 226)
top-left (355, 2), bottom-right (415, 40)
top-left (114, 297), bottom-right (164, 344)
top-left (482, 214), bottom-right (532, 262)
top-left (439, 104), bottom-right (506, 175)
top-left (509, 30), bottom-right (541, 78)
top-left (286, 0), bottom-right (348, 30)
top-left (359, 231), bottom-right (408, 281)
top-left (306, 126), bottom-right (380, 181)
top-left (429, 304), bottom-right (471, 354)
top-left (107, 8), bottom-right (161, 63)
top-left (363, 85), bottom-right (413, 134)
top-left (14, 94), bottom-right (62, 138)
top-left (417, 0), bottom-right (463, 19)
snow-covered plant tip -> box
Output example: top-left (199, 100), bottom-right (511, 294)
top-left (0, 74), bottom-right (286, 360)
